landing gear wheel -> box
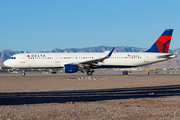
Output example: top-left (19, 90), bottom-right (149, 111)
top-left (21, 72), bottom-right (25, 76)
top-left (87, 71), bottom-right (92, 76)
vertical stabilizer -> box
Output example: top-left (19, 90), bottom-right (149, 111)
top-left (146, 29), bottom-right (173, 53)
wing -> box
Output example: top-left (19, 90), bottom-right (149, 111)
top-left (79, 47), bottom-right (114, 64)
top-left (67, 47), bottom-right (115, 66)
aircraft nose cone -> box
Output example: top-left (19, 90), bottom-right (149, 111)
top-left (4, 60), bottom-right (9, 67)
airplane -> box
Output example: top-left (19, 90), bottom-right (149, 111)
top-left (4, 29), bottom-right (177, 76)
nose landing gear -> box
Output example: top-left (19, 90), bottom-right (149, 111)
top-left (21, 72), bottom-right (25, 76)
top-left (21, 69), bottom-right (26, 76)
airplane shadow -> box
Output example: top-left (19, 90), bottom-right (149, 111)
top-left (0, 85), bottom-right (180, 105)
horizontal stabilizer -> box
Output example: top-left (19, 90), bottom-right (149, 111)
top-left (157, 54), bottom-right (177, 59)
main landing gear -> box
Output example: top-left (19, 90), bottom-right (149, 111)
top-left (86, 70), bottom-right (94, 76)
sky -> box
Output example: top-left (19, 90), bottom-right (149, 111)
top-left (0, 0), bottom-right (180, 52)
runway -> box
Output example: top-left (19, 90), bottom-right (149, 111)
top-left (0, 72), bottom-right (180, 119)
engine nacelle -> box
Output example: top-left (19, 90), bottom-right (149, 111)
top-left (64, 64), bottom-right (78, 73)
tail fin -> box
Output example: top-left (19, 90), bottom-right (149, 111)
top-left (146, 29), bottom-right (173, 53)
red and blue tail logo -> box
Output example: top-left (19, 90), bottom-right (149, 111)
top-left (146, 29), bottom-right (173, 53)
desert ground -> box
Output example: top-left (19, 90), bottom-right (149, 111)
top-left (0, 71), bottom-right (180, 120)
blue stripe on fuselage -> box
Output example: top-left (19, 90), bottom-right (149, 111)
top-left (96, 65), bottom-right (136, 68)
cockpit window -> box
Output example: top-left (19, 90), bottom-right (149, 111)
top-left (11, 57), bottom-right (16, 59)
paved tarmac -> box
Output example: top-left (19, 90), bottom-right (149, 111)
top-left (0, 71), bottom-right (180, 119)
top-left (0, 70), bottom-right (180, 76)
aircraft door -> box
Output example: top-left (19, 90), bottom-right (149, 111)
top-left (144, 54), bottom-right (149, 62)
top-left (20, 55), bottom-right (26, 63)
top-left (55, 55), bottom-right (60, 63)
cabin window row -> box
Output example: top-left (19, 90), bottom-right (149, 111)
top-left (27, 56), bottom-right (142, 59)
top-left (28, 57), bottom-right (53, 59)
top-left (59, 57), bottom-right (94, 59)
top-left (110, 57), bottom-right (142, 59)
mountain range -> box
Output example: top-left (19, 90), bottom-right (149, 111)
top-left (1, 46), bottom-right (180, 68)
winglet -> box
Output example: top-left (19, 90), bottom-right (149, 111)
top-left (107, 47), bottom-right (115, 57)
top-left (98, 47), bottom-right (115, 62)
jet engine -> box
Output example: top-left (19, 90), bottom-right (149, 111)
top-left (64, 64), bottom-right (79, 73)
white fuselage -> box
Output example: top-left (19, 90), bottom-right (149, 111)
top-left (4, 52), bottom-right (176, 69)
